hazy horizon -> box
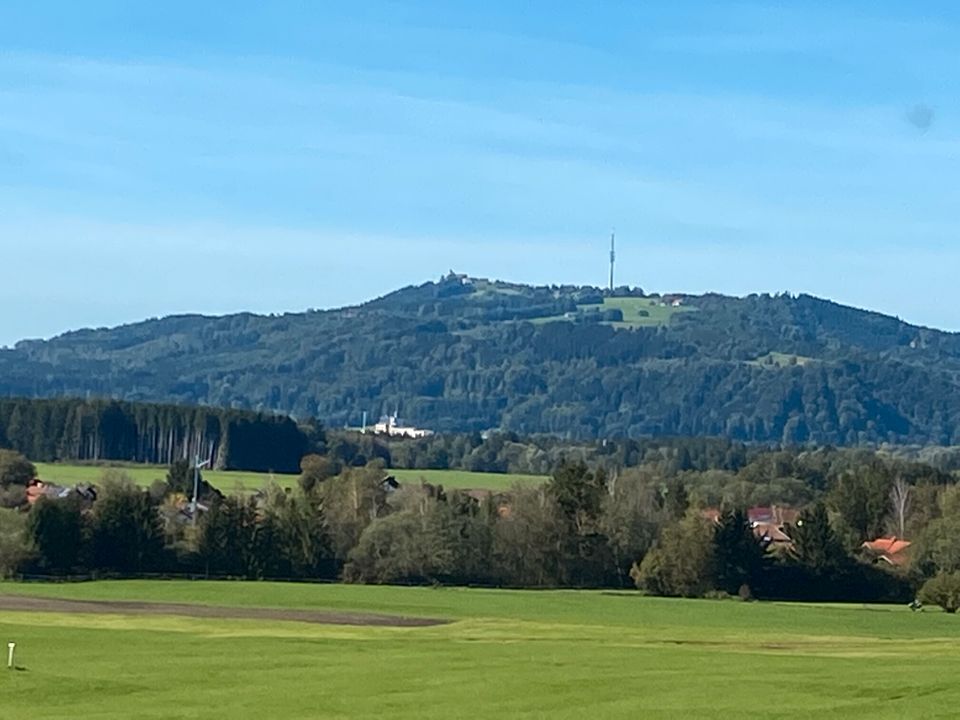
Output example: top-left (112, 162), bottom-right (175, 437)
top-left (4, 2), bottom-right (960, 345)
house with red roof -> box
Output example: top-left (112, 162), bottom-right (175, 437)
top-left (861, 537), bottom-right (912, 567)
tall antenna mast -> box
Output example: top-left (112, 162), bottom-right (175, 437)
top-left (609, 230), bottom-right (616, 292)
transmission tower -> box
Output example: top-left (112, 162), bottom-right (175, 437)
top-left (609, 231), bottom-right (616, 291)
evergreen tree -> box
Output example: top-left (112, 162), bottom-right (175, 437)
top-left (790, 502), bottom-right (844, 570)
top-left (197, 495), bottom-right (261, 578)
top-left (90, 477), bottom-right (165, 573)
top-left (27, 497), bottom-right (84, 573)
top-left (712, 508), bottom-right (765, 595)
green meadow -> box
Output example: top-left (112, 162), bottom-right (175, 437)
top-left (1, 580), bottom-right (959, 719)
top-left (532, 297), bottom-right (696, 328)
top-left (390, 468), bottom-right (545, 491)
top-left (583, 297), bottom-right (696, 328)
top-left (32, 462), bottom-right (545, 493)
top-left (33, 462), bottom-right (281, 493)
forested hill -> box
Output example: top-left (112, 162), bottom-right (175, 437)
top-left (4, 274), bottom-right (960, 445)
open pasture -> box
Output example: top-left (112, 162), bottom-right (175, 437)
top-left (532, 297), bottom-right (696, 329)
top-left (32, 462), bottom-right (283, 493)
top-left (583, 297), bottom-right (696, 328)
top-left (32, 463), bottom-right (544, 494)
top-left (390, 468), bottom-right (545, 491)
top-left (1, 580), bottom-right (959, 719)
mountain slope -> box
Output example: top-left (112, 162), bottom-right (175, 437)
top-left (4, 275), bottom-right (960, 444)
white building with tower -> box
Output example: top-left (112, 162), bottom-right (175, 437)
top-left (372, 414), bottom-right (434, 439)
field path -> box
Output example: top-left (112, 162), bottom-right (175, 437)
top-left (0, 594), bottom-right (448, 627)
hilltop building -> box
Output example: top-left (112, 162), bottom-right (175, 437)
top-left (372, 414), bottom-right (434, 439)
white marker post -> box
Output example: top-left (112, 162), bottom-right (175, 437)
top-left (6, 642), bottom-right (14, 669)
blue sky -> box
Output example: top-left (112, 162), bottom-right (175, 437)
top-left (3, 1), bottom-right (960, 345)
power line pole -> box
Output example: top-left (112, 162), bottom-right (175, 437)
top-left (191, 454), bottom-right (210, 526)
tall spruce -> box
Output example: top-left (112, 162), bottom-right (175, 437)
top-left (712, 508), bottom-right (765, 595)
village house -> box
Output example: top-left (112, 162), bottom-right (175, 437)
top-left (861, 537), bottom-right (912, 567)
top-left (701, 505), bottom-right (796, 550)
top-left (25, 478), bottom-right (97, 506)
top-left (26, 479), bottom-right (69, 505)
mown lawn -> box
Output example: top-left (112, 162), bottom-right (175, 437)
top-left (1, 580), bottom-right (959, 719)
top-left (32, 463), bottom-right (545, 494)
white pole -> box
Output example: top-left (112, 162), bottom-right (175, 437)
top-left (7, 642), bottom-right (14, 669)
top-left (191, 457), bottom-right (210, 527)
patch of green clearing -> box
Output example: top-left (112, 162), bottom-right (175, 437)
top-left (590, 297), bottom-right (696, 328)
top-left (32, 462), bottom-right (292, 494)
top-left (390, 468), bottom-right (545, 491)
top-left (1, 581), bottom-right (960, 719)
top-left (533, 297), bottom-right (696, 328)
top-left (747, 352), bottom-right (817, 369)
top-left (32, 463), bottom-right (543, 494)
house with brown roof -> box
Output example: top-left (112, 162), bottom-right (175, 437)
top-left (26, 479), bottom-right (69, 505)
top-left (752, 522), bottom-right (792, 546)
top-left (700, 507), bottom-right (794, 550)
top-left (25, 479), bottom-right (97, 506)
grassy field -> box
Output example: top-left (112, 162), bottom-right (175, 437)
top-left (533, 297), bottom-right (696, 329)
top-left (33, 462), bottom-right (292, 494)
top-left (1, 580), bottom-right (959, 719)
top-left (390, 468), bottom-right (545, 491)
top-left (747, 351), bottom-right (817, 368)
top-left (33, 462), bottom-right (546, 493)
top-left (584, 297), bottom-right (696, 328)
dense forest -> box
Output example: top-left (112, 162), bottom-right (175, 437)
top-left (6, 443), bottom-right (960, 609)
top-left (0, 398), bottom-right (311, 473)
top-left (5, 274), bottom-right (960, 445)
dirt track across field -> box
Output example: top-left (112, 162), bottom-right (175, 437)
top-left (0, 594), bottom-right (448, 627)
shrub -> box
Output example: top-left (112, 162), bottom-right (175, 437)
top-left (919, 572), bottom-right (960, 613)
top-left (0, 508), bottom-right (33, 577)
top-left (632, 513), bottom-right (714, 597)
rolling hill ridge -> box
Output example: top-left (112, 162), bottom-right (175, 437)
top-left (3, 274), bottom-right (960, 445)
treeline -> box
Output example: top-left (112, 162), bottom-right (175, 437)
top-left (0, 395), bottom-right (763, 481)
top-left (0, 398), bottom-right (312, 473)
top-left (5, 445), bottom-right (960, 608)
top-left (326, 431), bottom-right (752, 477)
top-left (0, 396), bottom-right (757, 478)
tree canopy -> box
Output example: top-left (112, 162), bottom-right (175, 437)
top-left (5, 277), bottom-right (960, 444)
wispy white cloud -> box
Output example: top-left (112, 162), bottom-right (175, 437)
top-left (4, 2), bottom-right (960, 343)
